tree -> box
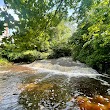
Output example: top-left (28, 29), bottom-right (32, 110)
top-left (49, 20), bottom-right (72, 58)
top-left (1, 0), bottom-right (74, 61)
top-left (71, 0), bottom-right (110, 73)
top-left (0, 7), bottom-right (15, 35)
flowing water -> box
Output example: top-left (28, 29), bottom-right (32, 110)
top-left (0, 57), bottom-right (110, 110)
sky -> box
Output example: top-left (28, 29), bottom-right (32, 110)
top-left (0, 0), bottom-right (76, 34)
top-left (0, 0), bottom-right (73, 21)
top-left (0, 0), bottom-right (19, 21)
top-left (0, 0), bottom-right (4, 6)
top-left (0, 0), bottom-right (18, 35)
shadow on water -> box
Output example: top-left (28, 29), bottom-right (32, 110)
top-left (68, 77), bottom-right (109, 97)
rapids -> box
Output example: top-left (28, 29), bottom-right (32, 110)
top-left (0, 57), bottom-right (110, 110)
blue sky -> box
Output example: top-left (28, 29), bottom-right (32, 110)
top-left (0, 0), bottom-right (19, 21)
top-left (0, 0), bottom-right (74, 25)
top-left (0, 0), bottom-right (4, 6)
top-left (0, 0), bottom-right (18, 35)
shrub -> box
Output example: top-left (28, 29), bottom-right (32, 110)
top-left (1, 50), bottom-right (49, 63)
top-left (49, 41), bottom-right (72, 58)
top-left (0, 58), bottom-right (12, 66)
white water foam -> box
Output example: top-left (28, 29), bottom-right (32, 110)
top-left (30, 66), bottom-right (100, 78)
top-left (23, 57), bottom-right (102, 78)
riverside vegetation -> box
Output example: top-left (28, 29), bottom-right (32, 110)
top-left (0, 0), bottom-right (110, 73)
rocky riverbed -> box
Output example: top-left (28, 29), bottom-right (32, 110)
top-left (0, 57), bottom-right (110, 110)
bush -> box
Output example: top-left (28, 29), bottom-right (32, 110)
top-left (0, 58), bottom-right (12, 66)
top-left (49, 41), bottom-right (72, 58)
top-left (1, 49), bottom-right (49, 63)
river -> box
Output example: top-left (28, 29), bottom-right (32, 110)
top-left (0, 57), bottom-right (110, 110)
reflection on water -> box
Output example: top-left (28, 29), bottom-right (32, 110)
top-left (69, 77), bottom-right (109, 97)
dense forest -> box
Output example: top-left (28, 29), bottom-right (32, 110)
top-left (0, 0), bottom-right (110, 74)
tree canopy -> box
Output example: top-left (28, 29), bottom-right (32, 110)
top-left (0, 0), bottom-right (109, 73)
top-left (70, 0), bottom-right (110, 73)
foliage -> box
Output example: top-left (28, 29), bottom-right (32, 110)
top-left (71, 0), bottom-right (110, 73)
top-left (1, 49), bottom-right (49, 63)
top-left (0, 0), bottom-right (109, 74)
top-left (0, 0), bottom-right (73, 61)
top-left (0, 57), bottom-right (11, 66)
top-left (49, 20), bottom-right (72, 58)
top-left (0, 18), bottom-right (72, 62)
top-left (0, 0), bottom-right (94, 58)
top-left (49, 41), bottom-right (72, 58)
top-left (0, 7), bottom-right (16, 35)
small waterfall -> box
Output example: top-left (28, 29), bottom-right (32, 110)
top-left (26, 57), bottom-right (101, 79)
